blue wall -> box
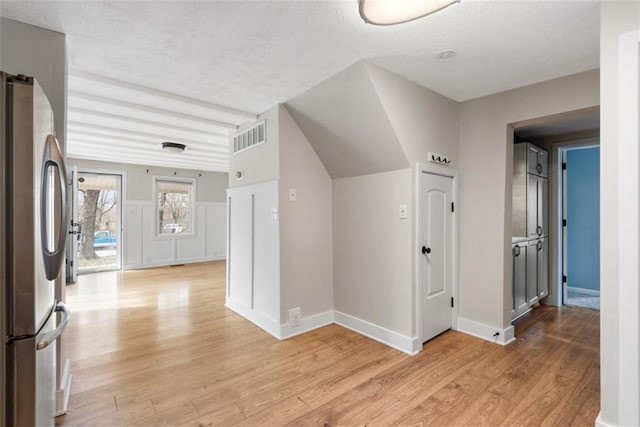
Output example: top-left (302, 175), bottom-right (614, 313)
top-left (566, 146), bottom-right (600, 291)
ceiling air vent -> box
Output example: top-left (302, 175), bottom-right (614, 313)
top-left (233, 121), bottom-right (266, 154)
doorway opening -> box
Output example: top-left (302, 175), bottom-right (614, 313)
top-left (560, 145), bottom-right (600, 310)
top-left (509, 105), bottom-right (600, 316)
top-left (73, 172), bottom-right (123, 275)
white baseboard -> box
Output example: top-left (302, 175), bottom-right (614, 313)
top-left (280, 310), bottom-right (334, 339)
top-left (567, 286), bottom-right (600, 297)
top-left (334, 311), bottom-right (419, 356)
top-left (124, 256), bottom-right (225, 271)
top-left (595, 412), bottom-right (612, 427)
top-left (225, 298), bottom-right (281, 339)
top-left (55, 358), bottom-right (72, 416)
top-left (457, 317), bottom-right (515, 346)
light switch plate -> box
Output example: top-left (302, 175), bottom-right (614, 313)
top-left (271, 207), bottom-right (278, 220)
top-left (399, 204), bottom-right (408, 219)
top-left (288, 188), bottom-right (297, 202)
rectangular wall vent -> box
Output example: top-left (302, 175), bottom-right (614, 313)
top-left (233, 121), bottom-right (266, 154)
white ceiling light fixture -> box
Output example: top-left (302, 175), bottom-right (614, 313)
top-left (162, 141), bottom-right (186, 153)
top-left (359, 0), bottom-right (460, 26)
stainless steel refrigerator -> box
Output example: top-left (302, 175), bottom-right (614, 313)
top-left (1, 72), bottom-right (70, 426)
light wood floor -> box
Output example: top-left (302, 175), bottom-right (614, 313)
top-left (56, 261), bottom-right (600, 426)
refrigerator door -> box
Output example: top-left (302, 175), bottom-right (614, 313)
top-left (8, 310), bottom-right (57, 427)
top-left (0, 72), bottom-right (7, 427)
top-left (8, 78), bottom-right (58, 338)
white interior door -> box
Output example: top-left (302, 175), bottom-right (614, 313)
top-left (420, 172), bottom-right (453, 343)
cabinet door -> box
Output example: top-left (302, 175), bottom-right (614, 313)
top-left (527, 175), bottom-right (538, 238)
top-left (537, 238), bottom-right (549, 298)
top-left (526, 240), bottom-right (539, 306)
top-left (538, 177), bottom-right (548, 237)
top-left (513, 244), bottom-right (528, 319)
top-left (537, 150), bottom-right (549, 178)
top-left (527, 145), bottom-right (540, 175)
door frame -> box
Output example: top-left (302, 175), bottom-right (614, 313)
top-left (414, 162), bottom-right (459, 344)
top-left (73, 168), bottom-right (127, 275)
top-left (558, 143), bottom-right (600, 305)
top-left (551, 139), bottom-right (599, 307)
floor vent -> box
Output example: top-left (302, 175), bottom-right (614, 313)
top-left (233, 121), bottom-right (266, 154)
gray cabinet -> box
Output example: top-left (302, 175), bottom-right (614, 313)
top-left (526, 175), bottom-right (548, 238)
top-left (526, 240), bottom-right (540, 306)
top-left (526, 144), bottom-right (548, 178)
top-left (537, 238), bottom-right (549, 298)
top-left (526, 238), bottom-right (549, 307)
top-left (512, 142), bottom-right (549, 322)
top-left (513, 143), bottom-right (549, 238)
top-left (512, 242), bottom-right (528, 319)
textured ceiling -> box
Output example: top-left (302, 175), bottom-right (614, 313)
top-left (0, 0), bottom-right (600, 171)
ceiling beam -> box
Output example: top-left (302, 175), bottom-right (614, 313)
top-left (68, 128), bottom-right (229, 155)
top-left (67, 133), bottom-right (229, 159)
top-left (67, 121), bottom-right (228, 147)
top-left (68, 107), bottom-right (230, 138)
top-left (69, 90), bottom-right (239, 130)
top-left (68, 147), bottom-right (228, 169)
top-left (70, 70), bottom-right (257, 121)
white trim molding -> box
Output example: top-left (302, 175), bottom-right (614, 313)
top-left (615, 28), bottom-right (640, 426)
top-left (280, 310), bottom-right (335, 339)
top-left (414, 162), bottom-right (460, 343)
top-left (225, 298), bottom-right (281, 339)
top-left (595, 412), bottom-right (614, 427)
top-left (457, 317), bottom-right (515, 346)
top-left (567, 286), bottom-right (600, 297)
top-left (55, 358), bottom-right (72, 416)
top-left (334, 311), bottom-right (420, 356)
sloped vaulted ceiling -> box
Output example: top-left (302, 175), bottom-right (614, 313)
top-left (285, 62), bottom-right (409, 179)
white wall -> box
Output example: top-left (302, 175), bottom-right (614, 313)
top-left (285, 61), bottom-right (409, 179)
top-left (68, 158), bottom-right (227, 202)
top-left (228, 106), bottom-right (279, 188)
top-left (366, 63), bottom-right (459, 166)
top-left (226, 181), bottom-right (281, 336)
top-left (67, 158), bottom-right (228, 269)
top-left (333, 169), bottom-right (413, 338)
top-left (457, 70), bottom-right (599, 338)
top-left (599, 2), bottom-right (640, 426)
top-left (279, 105), bottom-right (333, 326)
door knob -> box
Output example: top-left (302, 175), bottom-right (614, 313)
top-left (422, 246), bottom-right (431, 254)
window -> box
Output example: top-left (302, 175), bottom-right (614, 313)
top-left (155, 178), bottom-right (194, 236)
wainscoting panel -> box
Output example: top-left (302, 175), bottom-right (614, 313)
top-left (124, 200), bottom-right (226, 270)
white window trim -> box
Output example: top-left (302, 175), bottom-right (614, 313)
top-left (152, 176), bottom-right (196, 239)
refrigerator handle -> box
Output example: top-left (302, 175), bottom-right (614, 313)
top-left (37, 301), bottom-right (70, 351)
top-left (40, 134), bottom-right (69, 280)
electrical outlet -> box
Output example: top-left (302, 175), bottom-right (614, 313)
top-left (288, 308), bottom-right (301, 327)
top-left (288, 188), bottom-right (297, 202)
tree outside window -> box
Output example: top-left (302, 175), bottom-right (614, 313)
top-left (156, 179), bottom-right (194, 236)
